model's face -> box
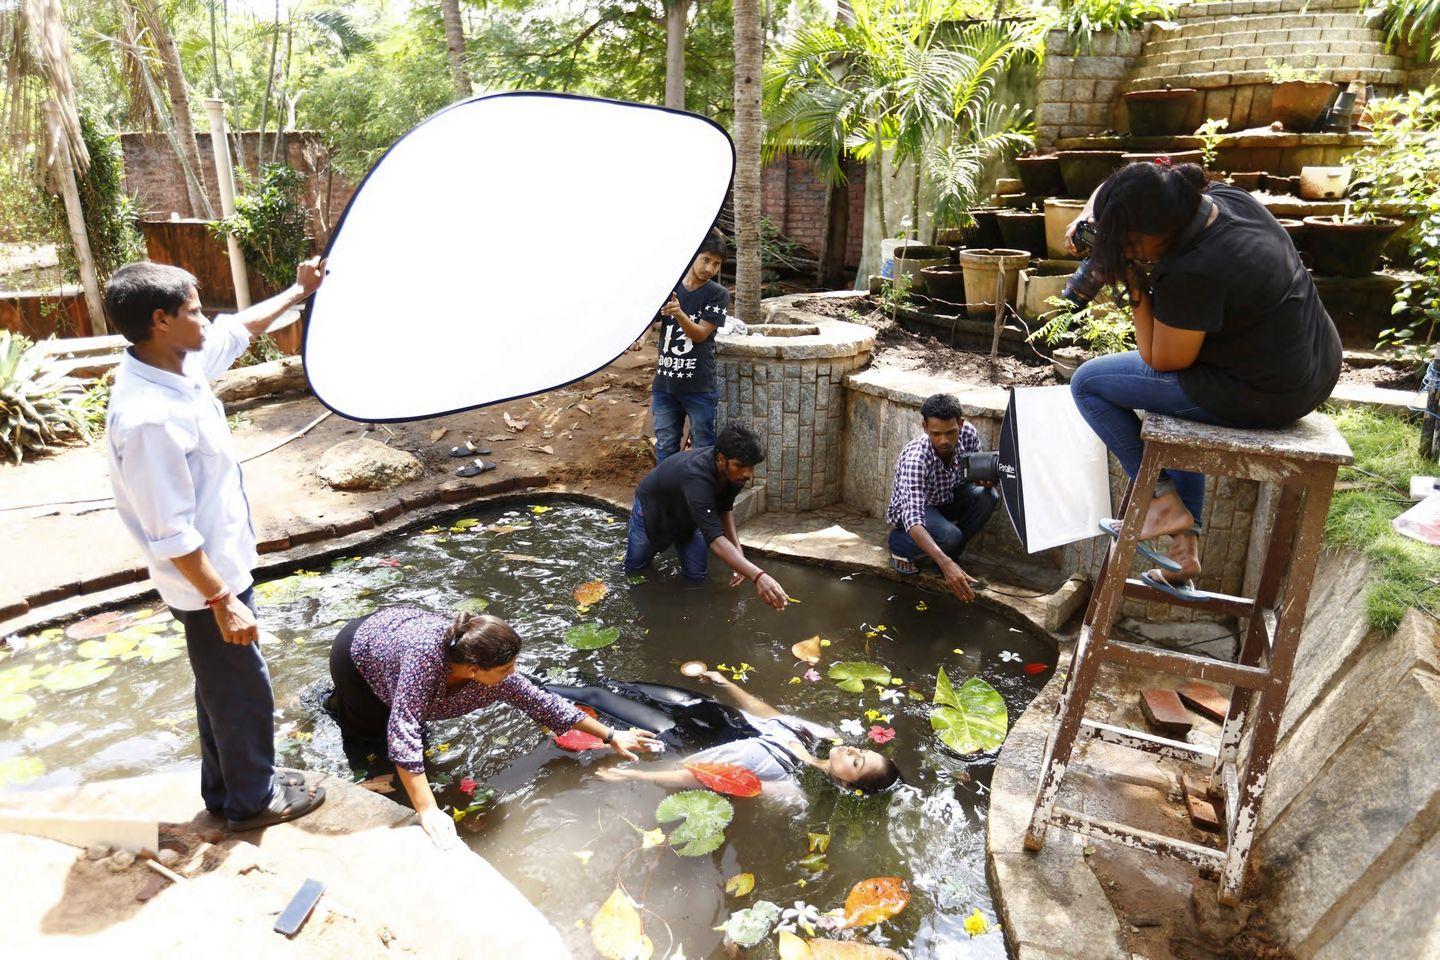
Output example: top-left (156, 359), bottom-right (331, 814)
top-left (152, 287), bottom-right (207, 352)
top-left (716, 454), bottom-right (754, 487)
top-left (691, 252), bottom-right (723, 283)
top-left (923, 416), bottom-right (962, 461)
top-left (452, 659), bottom-right (516, 686)
top-left (826, 745), bottom-right (887, 787)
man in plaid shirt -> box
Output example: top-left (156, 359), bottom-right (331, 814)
top-left (885, 393), bottom-right (999, 601)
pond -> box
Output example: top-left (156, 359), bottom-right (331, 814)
top-left (0, 499), bottom-right (1055, 958)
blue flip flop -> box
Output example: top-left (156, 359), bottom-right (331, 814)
top-left (1139, 568), bottom-right (1207, 602)
top-left (1099, 519), bottom-right (1183, 574)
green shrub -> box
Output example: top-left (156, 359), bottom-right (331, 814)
top-left (0, 331), bottom-right (91, 464)
top-left (210, 164), bottom-right (311, 294)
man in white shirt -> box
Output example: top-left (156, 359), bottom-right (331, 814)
top-left (104, 258), bottom-right (327, 830)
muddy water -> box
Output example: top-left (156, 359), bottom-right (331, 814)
top-left (1, 500), bottom-right (1054, 958)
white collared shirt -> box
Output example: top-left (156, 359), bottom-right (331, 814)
top-left (106, 315), bottom-right (257, 611)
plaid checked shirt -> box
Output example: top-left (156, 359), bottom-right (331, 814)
top-left (885, 424), bottom-right (982, 531)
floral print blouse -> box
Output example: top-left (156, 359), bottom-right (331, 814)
top-left (350, 605), bottom-right (585, 772)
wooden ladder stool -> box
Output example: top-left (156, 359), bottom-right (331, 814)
top-left (1024, 411), bottom-right (1353, 905)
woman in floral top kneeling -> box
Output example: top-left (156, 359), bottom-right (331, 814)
top-left (326, 605), bottom-right (660, 848)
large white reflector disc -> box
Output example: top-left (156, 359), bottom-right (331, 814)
top-left (304, 93), bottom-right (734, 422)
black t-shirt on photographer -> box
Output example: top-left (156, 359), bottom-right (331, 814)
top-left (1150, 182), bottom-right (1341, 427)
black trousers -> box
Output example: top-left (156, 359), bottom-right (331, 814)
top-left (327, 614), bottom-right (390, 745)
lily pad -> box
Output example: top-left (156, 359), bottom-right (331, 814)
top-left (656, 789), bottom-right (732, 856)
top-left (318, 597), bottom-right (379, 625)
top-left (41, 659), bottom-right (116, 692)
top-left (724, 900), bottom-right (782, 948)
top-left (254, 572), bottom-right (325, 604)
top-left (0, 692), bottom-right (37, 723)
top-left (64, 608), bottom-right (163, 641)
top-left (724, 872), bottom-right (755, 897)
top-left (0, 665), bottom-right (45, 695)
top-left (564, 623), bottom-right (620, 650)
top-left (456, 597), bottom-right (490, 614)
top-left (0, 755), bottom-right (44, 786)
top-left (828, 661), bottom-right (892, 693)
top-left (136, 632), bottom-right (188, 663)
top-left (930, 669), bottom-right (1008, 755)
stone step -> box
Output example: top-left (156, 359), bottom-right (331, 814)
top-left (1123, 65), bottom-right (1407, 90)
top-left (1173, 0), bottom-right (1361, 19)
top-left (1132, 50), bottom-right (1404, 77)
top-left (1164, 11), bottom-right (1377, 39)
top-left (1144, 24), bottom-right (1381, 56)
top-left (1136, 42), bottom-right (1394, 72)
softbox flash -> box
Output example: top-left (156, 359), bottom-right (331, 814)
top-left (997, 386), bottom-right (1112, 553)
top-left (303, 93), bottom-right (735, 422)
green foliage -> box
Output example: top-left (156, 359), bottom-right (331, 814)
top-left (1374, 0), bottom-right (1440, 61)
top-left (826, 660), bottom-right (892, 693)
top-left (234, 334), bottom-right (286, 369)
top-left (1193, 117), bottom-right (1229, 168)
top-left (563, 623), bottom-right (620, 650)
top-left (211, 164), bottom-right (311, 293)
top-left (70, 104), bottom-right (145, 287)
top-left (724, 900), bottom-right (782, 947)
top-left (1056, 0), bottom-right (1176, 48)
top-left (655, 789), bottom-right (733, 856)
top-left (1031, 295), bottom-right (1135, 355)
top-left (1325, 406), bottom-right (1440, 631)
top-left (929, 668), bottom-right (1008, 754)
top-left (1264, 59), bottom-right (1324, 83)
top-left (0, 331), bottom-right (92, 464)
top-left (1349, 87), bottom-right (1440, 359)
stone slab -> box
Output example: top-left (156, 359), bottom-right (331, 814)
top-left (1140, 689), bottom-right (1194, 738)
top-left (1177, 682), bottom-right (1230, 723)
top-left (1312, 828), bottom-right (1440, 960)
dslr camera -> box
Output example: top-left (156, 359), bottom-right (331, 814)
top-left (1061, 219), bottom-right (1106, 308)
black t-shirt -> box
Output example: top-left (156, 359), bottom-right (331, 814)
top-left (654, 280), bottom-right (729, 394)
top-left (636, 445), bottom-right (742, 549)
top-left (1150, 182), bottom-right (1341, 427)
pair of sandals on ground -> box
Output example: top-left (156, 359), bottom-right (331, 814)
top-left (1099, 483), bottom-right (1207, 602)
top-left (448, 437), bottom-right (497, 478)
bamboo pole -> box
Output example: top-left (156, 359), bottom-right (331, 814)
top-left (204, 98), bottom-right (251, 309)
top-left (42, 101), bottom-right (107, 336)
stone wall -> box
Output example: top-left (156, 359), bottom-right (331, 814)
top-left (761, 156), bottom-right (867, 268)
top-left (1035, 30), bottom-right (1146, 146)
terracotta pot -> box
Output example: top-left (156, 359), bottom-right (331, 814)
top-left (995, 177), bottom-right (1024, 195)
top-left (1275, 218), bottom-right (1308, 251)
top-left (996, 210), bottom-right (1047, 258)
top-left (968, 207), bottom-right (1004, 248)
top-left (1228, 171), bottom-right (1263, 190)
top-left (1041, 199), bottom-right (1087, 259)
top-left (1122, 149), bottom-right (1204, 168)
top-left (1057, 150), bottom-right (1125, 198)
top-left (1016, 154), bottom-right (1065, 197)
top-left (1301, 216), bottom-right (1402, 277)
top-left (1262, 173), bottom-right (1300, 196)
top-left (920, 265), bottom-right (968, 304)
top-left (893, 244), bottom-right (952, 292)
top-left (933, 227), bottom-right (969, 246)
top-left (959, 248), bottom-right (1030, 317)
top-left (1299, 165), bottom-right (1352, 200)
top-left (1271, 80), bottom-right (1335, 132)
top-left (1123, 88), bottom-right (1200, 136)
top-left (995, 192), bottom-right (1034, 209)
top-left (1017, 261), bottom-right (1080, 320)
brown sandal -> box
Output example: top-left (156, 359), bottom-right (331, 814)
top-left (227, 780), bottom-right (326, 832)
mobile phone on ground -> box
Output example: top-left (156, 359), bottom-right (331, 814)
top-left (274, 878), bottom-right (325, 937)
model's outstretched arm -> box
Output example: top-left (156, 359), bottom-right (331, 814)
top-left (697, 670), bottom-right (780, 719)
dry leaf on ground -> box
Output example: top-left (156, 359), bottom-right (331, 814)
top-left (503, 412), bottom-right (529, 433)
top-left (791, 637), bottom-right (824, 664)
top-left (429, 427), bottom-right (447, 442)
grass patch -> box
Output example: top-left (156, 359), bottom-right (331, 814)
top-left (1325, 405), bottom-right (1440, 631)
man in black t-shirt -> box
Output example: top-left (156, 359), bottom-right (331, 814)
top-left (624, 423), bottom-right (789, 611)
top-left (651, 228), bottom-right (730, 462)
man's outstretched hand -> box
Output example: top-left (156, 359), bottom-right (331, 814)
top-left (755, 572), bottom-right (788, 611)
top-left (940, 557), bottom-right (976, 603)
top-left (296, 256), bottom-right (327, 297)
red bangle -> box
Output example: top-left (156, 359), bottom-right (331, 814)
top-left (752, 569), bottom-right (766, 584)
top-left (204, 589), bottom-right (230, 609)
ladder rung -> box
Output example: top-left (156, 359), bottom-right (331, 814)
top-left (1101, 638), bottom-right (1272, 691)
top-left (1123, 578), bottom-right (1256, 619)
top-left (1080, 718), bottom-right (1218, 763)
top-left (1051, 806), bottom-right (1225, 869)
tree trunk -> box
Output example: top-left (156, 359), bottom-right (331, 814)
top-left (441, 0), bottom-right (472, 98)
top-left (257, 0), bottom-right (280, 175)
top-left (817, 175), bottom-right (850, 289)
top-left (733, 0), bottom-right (763, 323)
top-left (141, 1), bottom-right (212, 217)
top-left (664, 0), bottom-right (689, 110)
top-left (43, 102), bottom-right (108, 335)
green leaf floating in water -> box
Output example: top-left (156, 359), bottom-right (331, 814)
top-left (456, 597), bottom-right (490, 614)
top-left (0, 692), bottom-right (37, 722)
top-left (254, 572), bottom-right (325, 605)
top-left (564, 623), bottom-right (620, 650)
top-left (318, 597), bottom-right (379, 625)
top-left (724, 900), bottom-right (782, 948)
top-left (827, 661), bottom-right (892, 693)
top-left (655, 789), bottom-right (733, 856)
top-left (136, 632), bottom-right (187, 663)
top-left (930, 668), bottom-right (1008, 755)
top-left (42, 659), bottom-right (117, 692)
top-left (0, 755), bottom-right (44, 786)
top-left (76, 621), bottom-right (164, 660)
top-left (0, 664), bottom-right (46, 695)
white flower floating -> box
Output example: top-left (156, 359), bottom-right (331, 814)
top-left (878, 687), bottom-right (903, 704)
top-left (778, 901), bottom-right (822, 936)
top-left (999, 651), bottom-right (1021, 663)
top-left (839, 718), bottom-right (865, 737)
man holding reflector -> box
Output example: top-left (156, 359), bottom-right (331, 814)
top-left (886, 393), bottom-right (999, 602)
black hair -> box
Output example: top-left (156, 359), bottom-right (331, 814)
top-left (919, 393), bottom-right (963, 424)
top-left (853, 754), bottom-right (903, 794)
top-left (696, 227), bottom-right (728, 259)
top-left (716, 422), bottom-right (764, 465)
top-left (444, 611), bottom-right (522, 668)
top-left (104, 261), bottom-right (199, 345)
top-left (1089, 161), bottom-right (1207, 285)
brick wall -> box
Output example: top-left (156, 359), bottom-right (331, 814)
top-left (760, 155), bottom-right (866, 267)
top-left (1035, 30), bottom-right (1146, 146)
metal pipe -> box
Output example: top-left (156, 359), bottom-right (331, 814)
top-left (203, 98), bottom-right (251, 309)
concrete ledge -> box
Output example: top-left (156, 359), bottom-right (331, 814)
top-left (844, 366), bottom-right (1010, 416)
top-left (715, 318), bottom-right (875, 360)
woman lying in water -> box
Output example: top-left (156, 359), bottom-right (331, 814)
top-left (548, 670), bottom-right (901, 798)
top-left (325, 606), bottom-right (660, 848)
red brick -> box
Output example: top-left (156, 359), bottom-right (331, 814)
top-left (438, 480), bottom-right (483, 504)
top-left (257, 535), bottom-right (292, 555)
top-left (80, 568), bottom-right (146, 593)
top-left (0, 595), bottom-right (29, 623)
top-left (1139, 689), bottom-right (1193, 738)
top-left (400, 488), bottom-right (439, 511)
top-left (27, 581), bottom-right (81, 607)
top-left (1177, 682), bottom-right (1230, 723)
top-left (1184, 783), bottom-right (1223, 834)
top-left (332, 513), bottom-right (376, 537)
top-left (370, 500), bottom-right (405, 525)
top-left (287, 520), bottom-right (334, 546)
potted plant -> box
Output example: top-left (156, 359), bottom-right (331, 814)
top-left (920, 264), bottom-right (968, 304)
top-left (1017, 260), bottom-right (1084, 320)
top-left (959, 248), bottom-right (1030, 318)
top-left (996, 205), bottom-right (1047, 258)
top-left (1122, 87), bottom-right (1200, 137)
top-left (893, 244), bottom-right (953, 292)
top-left (1301, 213), bottom-right (1403, 276)
top-left (1029, 295), bottom-right (1136, 380)
top-left (1016, 153), bottom-right (1065, 196)
top-left (1057, 150), bottom-right (1125, 198)
top-left (1266, 60), bottom-right (1335, 132)
top-left (1043, 199), bottom-right (1087, 259)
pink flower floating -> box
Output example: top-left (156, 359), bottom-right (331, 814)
top-left (459, 776), bottom-right (478, 796)
top-left (378, 558), bottom-right (401, 567)
top-left (867, 725), bottom-right (896, 744)
top-left (803, 668), bottom-right (821, 683)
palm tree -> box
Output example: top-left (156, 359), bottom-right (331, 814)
top-left (440, 0), bottom-right (472, 98)
top-left (764, 0), bottom-right (1033, 264)
top-left (733, 0), bottom-right (763, 323)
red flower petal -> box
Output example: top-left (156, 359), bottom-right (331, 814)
top-left (554, 729), bottom-right (607, 751)
top-left (459, 776), bottom-right (478, 795)
top-left (683, 761), bottom-right (762, 797)
top-left (867, 725), bottom-right (896, 744)
top-left (1024, 663), bottom-right (1048, 675)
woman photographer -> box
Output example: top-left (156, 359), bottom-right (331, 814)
top-left (1064, 159), bottom-right (1341, 596)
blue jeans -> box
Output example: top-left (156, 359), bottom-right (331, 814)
top-left (624, 496), bottom-right (709, 581)
top-left (653, 389), bottom-right (718, 462)
top-left (1069, 351), bottom-right (1228, 524)
top-left (889, 485), bottom-right (1000, 562)
top-left (171, 588), bottom-right (277, 821)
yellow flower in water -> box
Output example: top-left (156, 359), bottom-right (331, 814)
top-left (865, 709), bottom-right (880, 721)
top-left (531, 505), bottom-right (553, 514)
top-left (890, 678), bottom-right (903, 685)
top-left (875, 624), bottom-right (887, 631)
top-left (952, 648), bottom-right (964, 655)
top-left (820, 639), bottom-right (832, 647)
top-left (574, 850), bottom-right (594, 865)
top-left (915, 601), bottom-right (929, 612)
top-left (576, 605), bottom-right (590, 615)
top-left (964, 909), bottom-right (989, 937)
top-left (788, 677), bottom-right (802, 685)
